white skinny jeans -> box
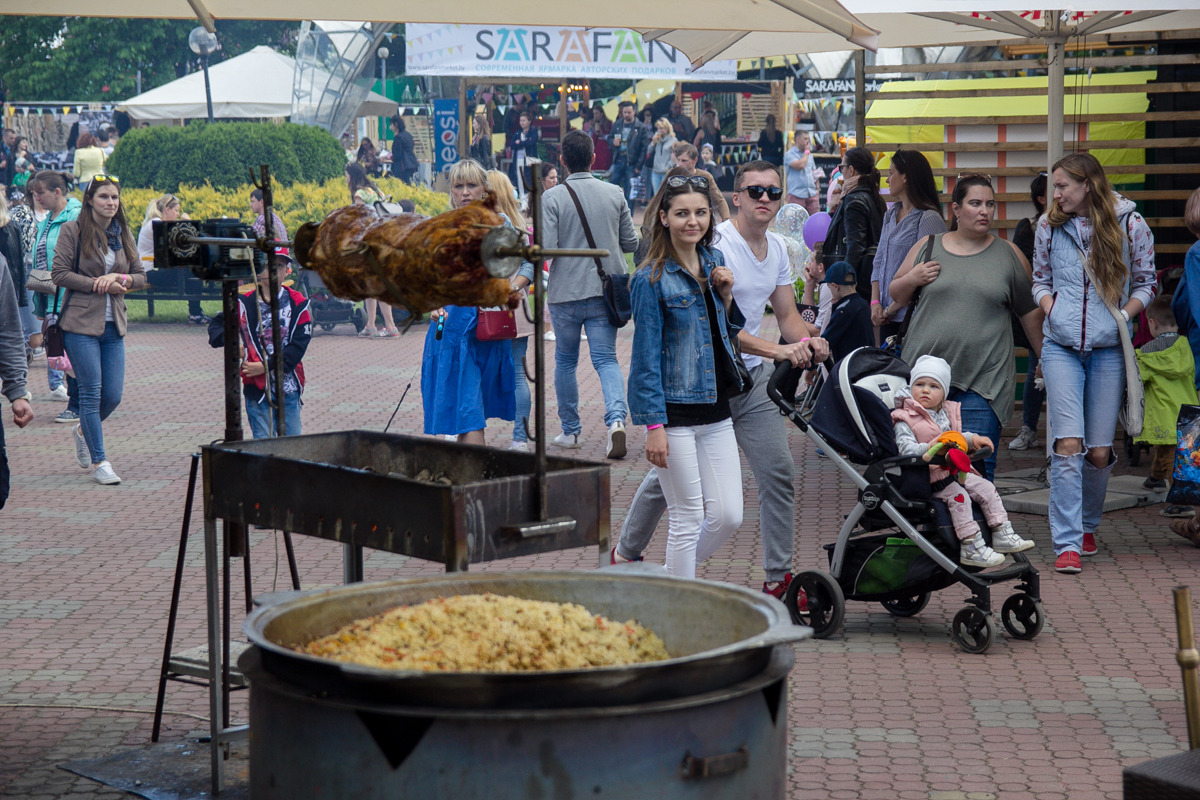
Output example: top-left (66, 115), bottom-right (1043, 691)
top-left (657, 419), bottom-right (744, 578)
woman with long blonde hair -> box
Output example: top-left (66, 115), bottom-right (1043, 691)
top-left (421, 160), bottom-right (519, 446)
top-left (1033, 152), bottom-right (1157, 573)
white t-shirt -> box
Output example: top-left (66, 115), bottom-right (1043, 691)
top-left (714, 219), bottom-right (793, 369)
top-left (137, 219), bottom-right (156, 269)
top-left (103, 250), bottom-right (117, 322)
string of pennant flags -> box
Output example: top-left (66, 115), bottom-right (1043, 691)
top-left (5, 103), bottom-right (114, 116)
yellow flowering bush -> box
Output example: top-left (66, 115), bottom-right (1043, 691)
top-left (116, 176), bottom-right (449, 231)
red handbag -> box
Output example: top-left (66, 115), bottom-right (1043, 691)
top-left (476, 307), bottom-right (517, 341)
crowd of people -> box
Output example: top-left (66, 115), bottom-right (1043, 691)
top-left (2, 111), bottom-right (1199, 595)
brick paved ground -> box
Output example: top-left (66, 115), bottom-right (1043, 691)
top-left (1, 315), bottom-right (1196, 799)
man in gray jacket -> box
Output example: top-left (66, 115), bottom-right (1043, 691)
top-left (0, 253), bottom-right (34, 509)
top-left (542, 130), bottom-right (638, 459)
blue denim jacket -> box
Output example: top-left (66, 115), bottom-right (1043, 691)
top-left (628, 246), bottom-right (746, 426)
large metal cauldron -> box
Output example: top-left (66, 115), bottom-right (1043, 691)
top-left (241, 571), bottom-right (806, 799)
top-left (243, 570), bottom-right (808, 709)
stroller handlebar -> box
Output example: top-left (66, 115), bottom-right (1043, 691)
top-left (766, 359), bottom-right (809, 431)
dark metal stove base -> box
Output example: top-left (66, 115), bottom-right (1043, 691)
top-left (61, 742), bottom-right (249, 800)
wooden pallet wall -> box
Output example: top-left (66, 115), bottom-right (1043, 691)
top-left (864, 41), bottom-right (1200, 267)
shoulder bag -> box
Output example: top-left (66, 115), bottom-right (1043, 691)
top-left (1078, 244), bottom-right (1144, 437)
top-left (563, 181), bottom-right (632, 328)
top-left (43, 241), bottom-right (81, 359)
top-left (476, 306), bottom-right (518, 341)
top-left (884, 234), bottom-right (937, 356)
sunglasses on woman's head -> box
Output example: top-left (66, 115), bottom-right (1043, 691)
top-left (740, 185), bottom-right (783, 202)
top-left (956, 171), bottom-right (993, 183)
top-left (91, 174), bottom-right (120, 184)
top-left (665, 175), bottom-right (710, 190)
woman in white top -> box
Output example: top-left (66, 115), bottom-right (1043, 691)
top-left (137, 194), bottom-right (206, 324)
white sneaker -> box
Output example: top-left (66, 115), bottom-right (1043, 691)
top-left (606, 422), bottom-right (627, 459)
top-left (552, 432), bottom-right (582, 449)
top-left (543, 330), bottom-right (556, 342)
top-left (1007, 425), bottom-right (1038, 450)
top-left (49, 385), bottom-right (69, 402)
top-left (961, 533), bottom-right (1005, 567)
top-left (580, 331), bottom-right (588, 341)
top-left (72, 424), bottom-right (91, 470)
top-left (990, 521), bottom-right (1035, 553)
top-left (92, 461), bottom-right (122, 485)
top-left (508, 440), bottom-right (529, 451)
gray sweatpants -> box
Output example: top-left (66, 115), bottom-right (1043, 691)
top-left (616, 362), bottom-right (795, 581)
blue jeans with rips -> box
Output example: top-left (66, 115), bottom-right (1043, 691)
top-left (548, 297), bottom-right (627, 436)
top-left (1040, 340), bottom-right (1124, 555)
top-left (62, 323), bottom-right (125, 465)
top-left (948, 388), bottom-right (1001, 482)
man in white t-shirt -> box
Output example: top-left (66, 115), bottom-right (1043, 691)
top-left (615, 160), bottom-right (829, 601)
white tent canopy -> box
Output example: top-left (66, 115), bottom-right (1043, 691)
top-left (116, 45), bottom-right (395, 121)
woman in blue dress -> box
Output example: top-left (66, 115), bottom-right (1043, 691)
top-left (421, 159), bottom-right (517, 445)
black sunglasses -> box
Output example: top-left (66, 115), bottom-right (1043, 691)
top-left (741, 185), bottom-right (783, 201)
top-left (665, 175), bottom-right (710, 190)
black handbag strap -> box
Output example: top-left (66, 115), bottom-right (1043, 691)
top-left (563, 181), bottom-right (607, 281)
top-left (894, 234), bottom-right (937, 344)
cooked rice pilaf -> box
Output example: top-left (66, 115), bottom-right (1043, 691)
top-left (297, 593), bottom-right (670, 672)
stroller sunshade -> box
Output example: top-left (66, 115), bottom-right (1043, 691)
top-left (811, 347), bottom-right (912, 464)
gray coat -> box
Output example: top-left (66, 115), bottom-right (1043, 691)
top-left (541, 172), bottom-right (639, 304)
top-left (0, 253), bottom-right (28, 402)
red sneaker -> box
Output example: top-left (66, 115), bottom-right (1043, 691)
top-left (762, 572), bottom-right (792, 599)
top-left (1081, 532), bottom-right (1097, 556)
top-left (610, 546), bottom-right (643, 565)
top-left (1055, 551), bottom-right (1082, 574)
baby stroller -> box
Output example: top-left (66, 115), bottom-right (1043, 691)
top-left (296, 266), bottom-right (366, 334)
top-left (767, 347), bottom-right (1044, 653)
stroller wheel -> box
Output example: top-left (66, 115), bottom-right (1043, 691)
top-left (352, 306), bottom-right (367, 333)
top-left (880, 593), bottom-right (931, 618)
top-left (1000, 593), bottom-right (1044, 640)
top-left (320, 323), bottom-right (336, 332)
top-left (951, 606), bottom-right (996, 654)
top-left (788, 570), bottom-right (845, 638)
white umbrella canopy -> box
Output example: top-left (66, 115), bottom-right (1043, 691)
top-left (17, 0), bottom-right (878, 45)
top-left (647, 5), bottom-right (1200, 65)
top-left (116, 45), bottom-right (394, 121)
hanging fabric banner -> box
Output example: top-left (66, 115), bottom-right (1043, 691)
top-left (405, 24), bottom-right (736, 81)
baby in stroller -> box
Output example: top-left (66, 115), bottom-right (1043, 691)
top-left (892, 355), bottom-right (1034, 567)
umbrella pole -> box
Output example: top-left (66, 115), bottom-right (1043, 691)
top-left (1046, 22), bottom-right (1067, 171)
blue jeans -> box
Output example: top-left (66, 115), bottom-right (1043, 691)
top-left (63, 323), bottom-right (125, 465)
top-left (1041, 340), bottom-right (1124, 555)
top-left (244, 387), bottom-right (302, 439)
top-left (609, 160), bottom-right (634, 203)
top-left (511, 336), bottom-right (531, 443)
top-left (650, 171), bottom-right (666, 197)
top-left (1022, 351), bottom-right (1045, 430)
top-left (548, 297), bottom-right (627, 435)
top-left (948, 388), bottom-right (1001, 482)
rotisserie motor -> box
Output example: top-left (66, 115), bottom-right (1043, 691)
top-left (292, 196), bottom-right (515, 314)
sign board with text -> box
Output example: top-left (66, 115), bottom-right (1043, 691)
top-left (433, 98), bottom-right (460, 175)
top-left (407, 24), bottom-right (737, 81)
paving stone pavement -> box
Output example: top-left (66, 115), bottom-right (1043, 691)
top-left (1, 317), bottom-right (1197, 799)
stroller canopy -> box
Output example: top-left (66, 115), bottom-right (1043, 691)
top-left (811, 347), bottom-right (912, 464)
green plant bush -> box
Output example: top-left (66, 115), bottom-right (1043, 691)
top-left (106, 122), bottom-right (345, 191)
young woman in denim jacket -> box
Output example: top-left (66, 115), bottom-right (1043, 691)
top-left (1033, 152), bottom-right (1157, 574)
top-left (628, 171), bottom-right (746, 578)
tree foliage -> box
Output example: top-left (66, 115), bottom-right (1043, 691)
top-left (106, 121), bottom-right (346, 191)
top-left (0, 17), bottom-right (297, 102)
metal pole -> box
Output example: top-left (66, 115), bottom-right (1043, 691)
top-left (1047, 33), bottom-right (1066, 172)
top-left (853, 50), bottom-right (867, 147)
top-left (221, 281), bottom-right (247, 559)
top-left (202, 54), bottom-right (215, 124)
top-left (1174, 586), bottom-right (1200, 749)
top-left (529, 162), bottom-right (548, 521)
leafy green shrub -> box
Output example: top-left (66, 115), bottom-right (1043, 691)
top-left (107, 122), bottom-right (345, 191)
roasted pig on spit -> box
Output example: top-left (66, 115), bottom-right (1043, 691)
top-left (292, 196), bottom-right (517, 314)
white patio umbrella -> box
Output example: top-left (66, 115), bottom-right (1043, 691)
top-left (116, 45), bottom-right (395, 121)
top-left (18, 0), bottom-right (878, 48)
top-left (642, 3), bottom-right (1200, 167)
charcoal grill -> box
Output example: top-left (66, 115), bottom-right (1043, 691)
top-left (201, 430), bottom-right (610, 572)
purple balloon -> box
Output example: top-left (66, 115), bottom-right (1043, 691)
top-left (802, 212), bottom-right (832, 250)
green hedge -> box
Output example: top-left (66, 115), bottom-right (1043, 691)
top-left (106, 122), bottom-right (346, 191)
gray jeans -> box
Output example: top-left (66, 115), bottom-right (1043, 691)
top-left (616, 362), bottom-right (795, 581)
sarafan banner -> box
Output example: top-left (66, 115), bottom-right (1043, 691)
top-left (406, 24), bottom-right (737, 81)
